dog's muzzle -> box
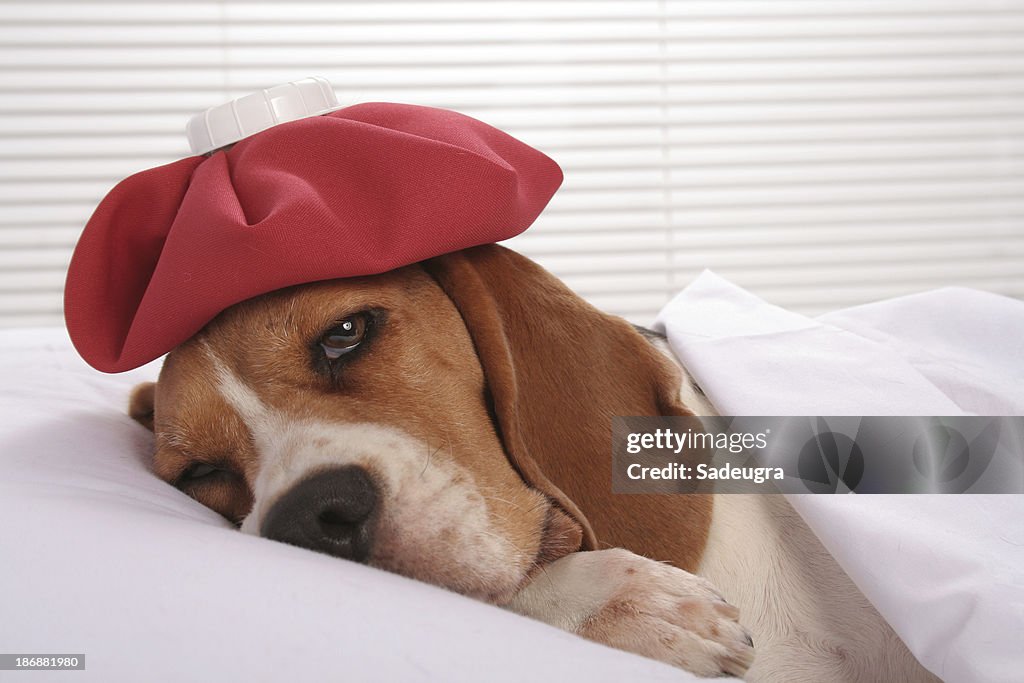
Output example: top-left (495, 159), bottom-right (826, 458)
top-left (260, 466), bottom-right (378, 563)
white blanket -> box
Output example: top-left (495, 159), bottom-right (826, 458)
top-left (655, 272), bottom-right (1024, 683)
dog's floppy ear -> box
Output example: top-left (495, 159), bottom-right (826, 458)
top-left (129, 382), bottom-right (156, 432)
top-left (422, 245), bottom-right (702, 557)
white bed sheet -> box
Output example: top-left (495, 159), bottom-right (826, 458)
top-left (656, 272), bottom-right (1024, 683)
top-left (0, 328), bottom-right (705, 683)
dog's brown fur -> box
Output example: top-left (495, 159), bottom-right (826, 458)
top-left (421, 245), bottom-right (713, 571)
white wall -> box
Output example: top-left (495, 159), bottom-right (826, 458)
top-left (2, 0), bottom-right (1023, 327)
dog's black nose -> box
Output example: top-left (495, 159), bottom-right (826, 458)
top-left (260, 466), bottom-right (377, 563)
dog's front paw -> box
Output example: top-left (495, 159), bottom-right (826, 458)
top-left (508, 548), bottom-right (753, 678)
top-left (575, 552), bottom-right (754, 678)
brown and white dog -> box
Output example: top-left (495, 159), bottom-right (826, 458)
top-left (128, 245), bottom-right (938, 681)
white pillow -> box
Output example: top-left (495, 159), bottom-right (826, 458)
top-left (0, 328), bottom-right (705, 683)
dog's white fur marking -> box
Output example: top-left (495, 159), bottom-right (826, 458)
top-left (508, 548), bottom-right (754, 677)
top-left (205, 346), bottom-right (533, 601)
top-left (206, 346), bottom-right (270, 429)
top-left (699, 495), bottom-right (938, 682)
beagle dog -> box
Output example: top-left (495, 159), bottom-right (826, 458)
top-left (129, 245), bottom-right (938, 681)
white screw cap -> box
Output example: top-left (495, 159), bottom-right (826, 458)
top-left (185, 77), bottom-right (340, 155)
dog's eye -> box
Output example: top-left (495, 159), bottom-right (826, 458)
top-left (320, 314), bottom-right (368, 359)
top-left (180, 463), bottom-right (220, 481)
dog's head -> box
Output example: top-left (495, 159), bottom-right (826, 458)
top-left (130, 245), bottom-right (692, 603)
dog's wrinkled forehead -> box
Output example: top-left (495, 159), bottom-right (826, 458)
top-left (172, 264), bottom-right (471, 401)
top-left (180, 265), bottom-right (463, 389)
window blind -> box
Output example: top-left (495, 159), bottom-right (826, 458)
top-left (2, 0), bottom-right (1022, 328)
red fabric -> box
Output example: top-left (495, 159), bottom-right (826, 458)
top-left (64, 102), bottom-right (562, 372)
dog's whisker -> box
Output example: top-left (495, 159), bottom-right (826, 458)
top-left (420, 442), bottom-right (439, 478)
top-left (480, 494), bottom-right (528, 512)
top-left (443, 430), bottom-right (455, 473)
